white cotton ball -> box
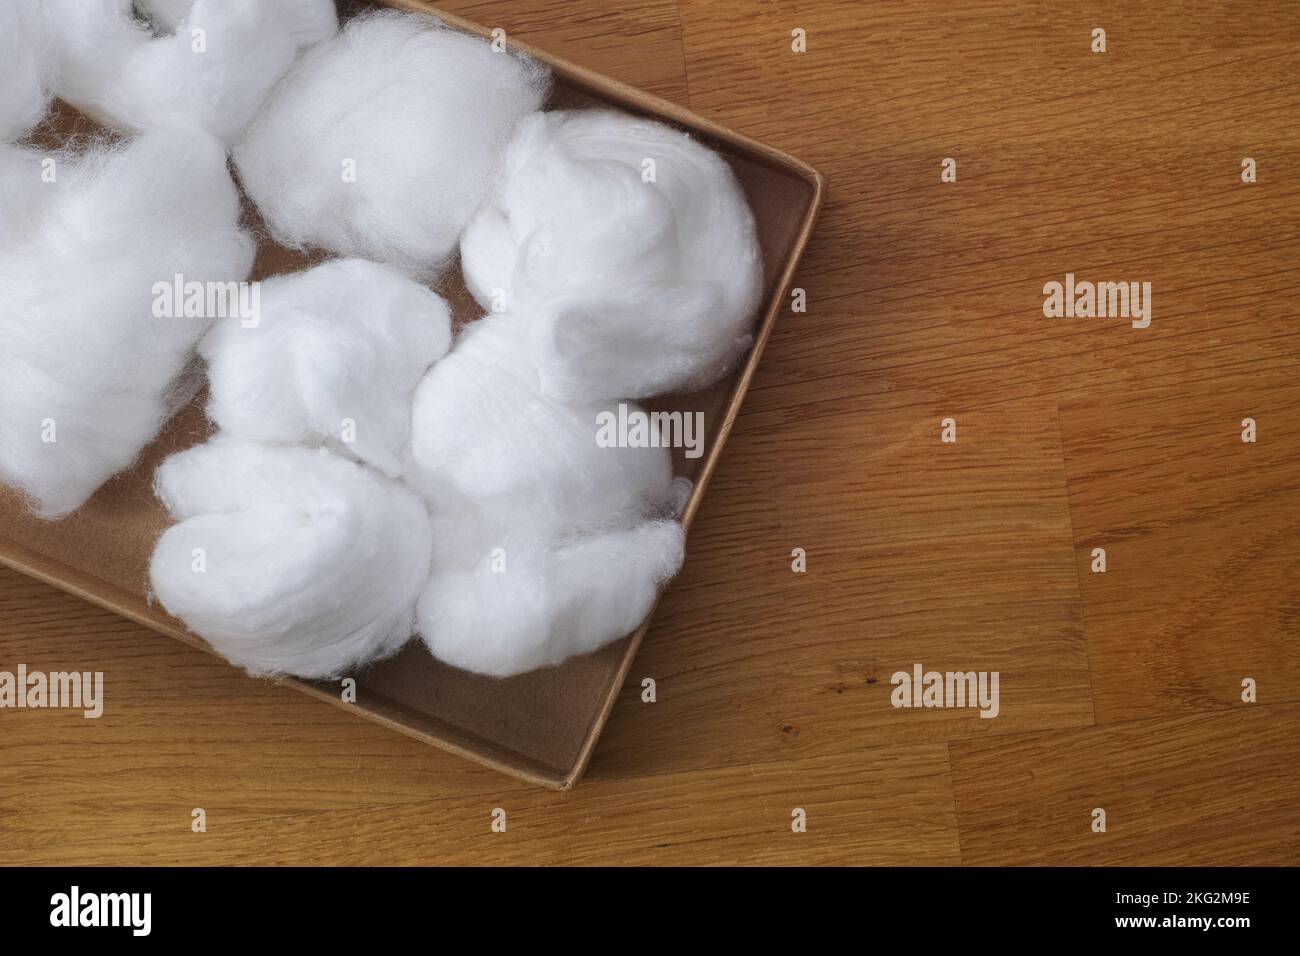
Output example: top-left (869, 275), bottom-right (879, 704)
top-left (0, 127), bottom-right (254, 518)
top-left (201, 259), bottom-right (452, 479)
top-left (406, 314), bottom-right (680, 534)
top-left (150, 437), bottom-right (432, 678)
top-left (45, 0), bottom-right (338, 143)
top-left (461, 109), bottom-right (764, 401)
top-left (234, 11), bottom-right (551, 280)
top-left (39, 1), bottom-right (145, 119)
top-left (418, 517), bottom-right (685, 677)
top-left (0, 0), bottom-right (54, 141)
top-left (408, 314), bottom-right (688, 676)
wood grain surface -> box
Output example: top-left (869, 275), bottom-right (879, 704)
top-left (1, 0), bottom-right (1297, 865)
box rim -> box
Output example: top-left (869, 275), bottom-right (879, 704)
top-left (0, 0), bottom-right (827, 791)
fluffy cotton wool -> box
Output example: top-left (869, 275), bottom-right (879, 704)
top-left (201, 258), bottom-right (452, 479)
top-left (0, 0), bottom-right (54, 142)
top-left (461, 109), bottom-right (764, 402)
top-left (44, 0), bottom-right (338, 143)
top-left (419, 516), bottom-right (685, 677)
top-left (406, 314), bottom-right (680, 535)
top-left (234, 11), bottom-right (551, 280)
top-left (0, 127), bottom-right (253, 518)
top-left (407, 314), bottom-right (689, 676)
top-left (150, 437), bottom-right (432, 679)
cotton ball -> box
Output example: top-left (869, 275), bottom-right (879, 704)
top-left (419, 516), bottom-right (685, 677)
top-left (39, 1), bottom-right (145, 119)
top-left (408, 313), bottom-right (688, 675)
top-left (234, 11), bottom-right (551, 280)
top-left (150, 437), bottom-right (431, 679)
top-left (45, 0), bottom-right (338, 143)
top-left (200, 259), bottom-right (451, 479)
top-left (0, 127), bottom-right (253, 518)
top-left (461, 109), bottom-right (763, 401)
top-left (0, 0), bottom-right (54, 141)
top-left (407, 315), bottom-right (679, 534)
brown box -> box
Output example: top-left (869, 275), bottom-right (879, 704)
top-left (0, 0), bottom-right (824, 788)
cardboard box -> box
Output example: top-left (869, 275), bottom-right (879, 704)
top-left (0, 0), bottom-right (824, 788)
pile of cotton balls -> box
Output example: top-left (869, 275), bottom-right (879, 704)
top-left (0, 4), bottom-right (763, 680)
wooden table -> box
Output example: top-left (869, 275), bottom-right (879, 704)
top-left (2, 0), bottom-right (1296, 866)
